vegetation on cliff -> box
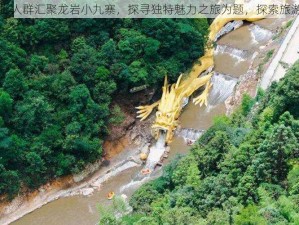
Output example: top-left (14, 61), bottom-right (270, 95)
top-left (0, 3), bottom-right (209, 199)
top-left (100, 61), bottom-right (299, 224)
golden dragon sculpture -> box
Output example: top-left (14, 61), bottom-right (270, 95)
top-left (136, 0), bottom-right (279, 144)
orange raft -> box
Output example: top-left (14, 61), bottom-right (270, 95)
top-left (141, 168), bottom-right (151, 175)
top-left (107, 191), bottom-right (115, 200)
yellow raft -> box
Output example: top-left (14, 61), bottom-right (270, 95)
top-left (107, 191), bottom-right (115, 200)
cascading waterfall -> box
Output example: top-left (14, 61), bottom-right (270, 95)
top-left (121, 18), bottom-right (274, 207)
top-left (215, 45), bottom-right (251, 62)
top-left (119, 133), bottom-right (166, 193)
top-left (5, 2), bottom-right (284, 224)
top-left (206, 73), bottom-right (238, 108)
top-left (249, 24), bottom-right (273, 43)
top-left (176, 128), bottom-right (204, 143)
top-left (145, 132), bottom-right (166, 170)
top-left (120, 20), bottom-right (265, 196)
top-left (120, 73), bottom-right (242, 194)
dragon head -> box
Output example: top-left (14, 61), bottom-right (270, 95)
top-left (151, 75), bottom-right (185, 144)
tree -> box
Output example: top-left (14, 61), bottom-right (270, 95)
top-left (3, 68), bottom-right (28, 99)
top-left (133, 217), bottom-right (159, 225)
top-left (109, 105), bottom-right (125, 126)
top-left (234, 205), bottom-right (267, 225)
top-left (172, 155), bottom-right (200, 188)
top-left (0, 37), bottom-right (26, 78)
top-left (129, 183), bottom-right (162, 214)
top-left (270, 62), bottom-right (299, 120)
top-left (0, 165), bottom-right (20, 199)
top-left (26, 54), bottom-right (49, 75)
top-left (160, 207), bottom-right (202, 225)
top-left (241, 93), bottom-right (255, 116)
top-left (254, 123), bottom-right (298, 184)
top-left (13, 91), bottom-right (53, 134)
top-left (92, 66), bottom-right (116, 104)
top-left (0, 89), bottom-right (13, 121)
top-left (51, 70), bottom-right (76, 101)
top-left (206, 208), bottom-right (230, 225)
top-left (98, 39), bottom-right (118, 66)
top-left (23, 152), bottom-right (46, 188)
top-left (193, 131), bottom-right (231, 177)
top-left (70, 40), bottom-right (99, 84)
top-left (287, 165), bottom-right (299, 195)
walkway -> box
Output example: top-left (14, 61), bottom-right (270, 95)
top-left (260, 15), bottom-right (299, 89)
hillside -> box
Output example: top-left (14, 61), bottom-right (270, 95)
top-left (101, 61), bottom-right (299, 224)
top-left (0, 5), bottom-right (209, 200)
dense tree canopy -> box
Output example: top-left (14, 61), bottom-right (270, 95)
top-left (105, 61), bottom-right (299, 224)
top-left (0, 4), bottom-right (209, 199)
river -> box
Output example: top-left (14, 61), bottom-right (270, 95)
top-left (11, 18), bottom-right (284, 225)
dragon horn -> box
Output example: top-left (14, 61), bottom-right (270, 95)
top-left (164, 75), bottom-right (168, 87)
top-left (175, 74), bottom-right (183, 89)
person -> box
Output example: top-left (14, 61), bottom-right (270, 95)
top-left (186, 138), bottom-right (194, 146)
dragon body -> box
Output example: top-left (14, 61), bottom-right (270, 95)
top-left (136, 0), bottom-right (275, 144)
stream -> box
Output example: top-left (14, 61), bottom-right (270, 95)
top-left (11, 18), bottom-right (284, 225)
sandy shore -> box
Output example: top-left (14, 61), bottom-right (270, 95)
top-left (0, 149), bottom-right (143, 225)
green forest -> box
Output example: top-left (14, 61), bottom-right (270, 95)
top-left (100, 61), bottom-right (299, 224)
top-left (1, 1), bottom-right (299, 224)
top-left (0, 3), bottom-right (209, 199)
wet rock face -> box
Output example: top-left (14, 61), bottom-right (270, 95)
top-left (103, 101), bottom-right (155, 159)
top-left (103, 137), bottom-right (130, 159)
top-left (107, 87), bottom-right (156, 143)
top-left (215, 20), bottom-right (244, 41)
top-left (225, 69), bottom-right (259, 115)
top-left (81, 188), bottom-right (94, 197)
top-left (73, 159), bottom-right (103, 183)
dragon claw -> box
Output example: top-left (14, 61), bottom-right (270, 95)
top-left (193, 81), bottom-right (212, 107)
top-left (136, 105), bottom-right (155, 121)
top-left (193, 94), bottom-right (208, 107)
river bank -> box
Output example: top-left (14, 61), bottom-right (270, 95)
top-left (226, 18), bottom-right (295, 114)
top-left (0, 16), bottom-right (295, 225)
top-left (0, 90), bottom-right (157, 225)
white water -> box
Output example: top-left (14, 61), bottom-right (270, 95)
top-left (215, 45), bottom-right (251, 62)
top-left (120, 22), bottom-right (272, 192)
top-left (176, 128), bottom-right (204, 143)
top-left (92, 161), bottom-right (139, 186)
top-left (9, 16), bottom-right (281, 225)
top-left (119, 176), bottom-right (152, 193)
top-left (249, 24), bottom-right (273, 44)
top-left (119, 134), bottom-right (166, 193)
top-left (145, 132), bottom-right (166, 170)
top-left (207, 73), bottom-right (238, 108)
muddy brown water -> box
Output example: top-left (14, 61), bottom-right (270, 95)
top-left (11, 18), bottom-right (282, 225)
